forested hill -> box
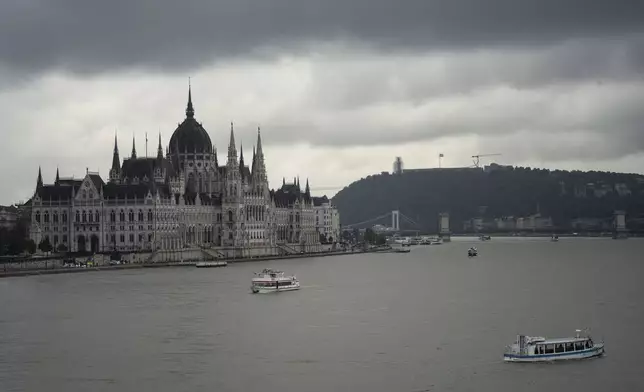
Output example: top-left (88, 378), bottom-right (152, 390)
top-left (331, 165), bottom-right (644, 232)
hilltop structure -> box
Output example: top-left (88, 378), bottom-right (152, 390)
top-left (27, 87), bottom-right (339, 256)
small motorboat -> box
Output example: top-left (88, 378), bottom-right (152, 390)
top-left (468, 247), bottom-right (478, 257)
top-left (503, 329), bottom-right (604, 362)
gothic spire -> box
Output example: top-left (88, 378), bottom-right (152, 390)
top-left (186, 79), bottom-right (194, 118)
top-left (111, 133), bottom-right (121, 173)
top-left (55, 167), bottom-right (60, 184)
top-left (305, 178), bottom-right (310, 195)
top-left (251, 145), bottom-right (256, 171)
top-left (239, 143), bottom-right (245, 169)
top-left (131, 135), bottom-right (137, 159)
top-left (256, 126), bottom-right (264, 157)
top-left (157, 132), bottom-right (163, 159)
top-left (227, 122), bottom-right (237, 165)
top-left (37, 166), bottom-right (43, 189)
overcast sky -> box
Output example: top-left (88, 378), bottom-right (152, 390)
top-left (1, 0), bottom-right (643, 205)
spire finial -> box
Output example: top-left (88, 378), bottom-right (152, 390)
top-left (131, 135), bottom-right (137, 159)
top-left (157, 132), bottom-right (163, 159)
top-left (227, 121), bottom-right (238, 164)
top-left (55, 167), bottom-right (60, 183)
top-left (256, 126), bottom-right (264, 157)
top-left (37, 166), bottom-right (43, 189)
top-left (186, 79), bottom-right (195, 118)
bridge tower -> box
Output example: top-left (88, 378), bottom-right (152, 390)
top-left (439, 212), bottom-right (451, 242)
top-left (613, 210), bottom-right (627, 239)
top-left (391, 210), bottom-right (400, 231)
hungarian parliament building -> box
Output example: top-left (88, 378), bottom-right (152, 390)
top-left (27, 87), bottom-right (340, 256)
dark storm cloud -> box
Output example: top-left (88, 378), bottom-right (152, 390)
top-left (0, 0), bottom-right (643, 74)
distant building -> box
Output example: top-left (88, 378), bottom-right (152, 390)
top-left (312, 196), bottom-right (340, 243)
top-left (483, 163), bottom-right (513, 172)
top-left (614, 183), bottom-right (631, 197)
top-left (495, 217), bottom-right (516, 231)
top-left (393, 157), bottom-right (404, 175)
top-left (0, 205), bottom-right (19, 230)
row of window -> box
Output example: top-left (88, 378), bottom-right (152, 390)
top-left (535, 340), bottom-right (594, 355)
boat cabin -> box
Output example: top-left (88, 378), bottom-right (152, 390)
top-left (532, 338), bottom-right (594, 355)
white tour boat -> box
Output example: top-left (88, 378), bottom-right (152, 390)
top-left (251, 268), bottom-right (301, 294)
top-left (503, 329), bottom-right (604, 362)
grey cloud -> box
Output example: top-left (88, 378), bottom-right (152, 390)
top-left (0, 0), bottom-right (643, 75)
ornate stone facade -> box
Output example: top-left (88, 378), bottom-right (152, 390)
top-left (28, 87), bottom-right (336, 256)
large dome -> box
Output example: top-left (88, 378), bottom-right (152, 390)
top-left (169, 88), bottom-right (213, 154)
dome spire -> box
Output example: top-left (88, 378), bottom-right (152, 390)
top-left (186, 78), bottom-right (194, 118)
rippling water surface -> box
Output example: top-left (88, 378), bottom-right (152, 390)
top-left (2, 237), bottom-right (643, 391)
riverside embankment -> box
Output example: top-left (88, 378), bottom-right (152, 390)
top-left (0, 248), bottom-right (388, 278)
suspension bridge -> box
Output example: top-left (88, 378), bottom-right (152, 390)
top-left (342, 210), bottom-right (450, 233)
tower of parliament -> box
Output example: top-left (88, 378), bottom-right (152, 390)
top-left (28, 87), bottom-right (339, 257)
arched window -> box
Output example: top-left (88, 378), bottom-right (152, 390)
top-left (62, 211), bottom-right (67, 223)
top-left (53, 212), bottom-right (58, 223)
top-left (95, 211), bottom-right (100, 222)
top-left (138, 210), bottom-right (144, 221)
top-left (75, 211), bottom-right (80, 222)
top-left (110, 210), bottom-right (116, 222)
top-left (82, 211), bottom-right (87, 222)
top-left (148, 210), bottom-right (153, 221)
top-left (128, 210), bottom-right (134, 222)
top-left (35, 211), bottom-right (41, 223)
top-left (119, 210), bottom-right (125, 222)
top-left (44, 211), bottom-right (49, 223)
top-left (228, 210), bottom-right (233, 222)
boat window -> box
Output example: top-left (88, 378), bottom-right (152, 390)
top-left (536, 345), bottom-right (543, 355)
top-left (544, 344), bottom-right (554, 354)
top-left (575, 341), bottom-right (584, 350)
top-left (554, 344), bottom-right (564, 353)
top-left (587, 339), bottom-right (593, 348)
top-left (565, 343), bottom-right (574, 352)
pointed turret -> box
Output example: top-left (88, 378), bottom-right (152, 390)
top-left (55, 167), bottom-right (60, 184)
top-left (186, 80), bottom-right (195, 118)
top-left (227, 122), bottom-right (238, 166)
top-left (131, 135), bottom-right (137, 159)
top-left (283, 177), bottom-right (286, 186)
top-left (110, 133), bottom-right (121, 182)
top-left (305, 178), bottom-right (310, 195)
top-left (111, 134), bottom-right (120, 171)
top-left (36, 166), bottom-right (43, 189)
top-left (214, 148), bottom-right (219, 167)
top-left (157, 133), bottom-right (163, 159)
top-left (239, 143), bottom-right (245, 168)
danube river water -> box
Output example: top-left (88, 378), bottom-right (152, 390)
top-left (2, 237), bottom-right (643, 392)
